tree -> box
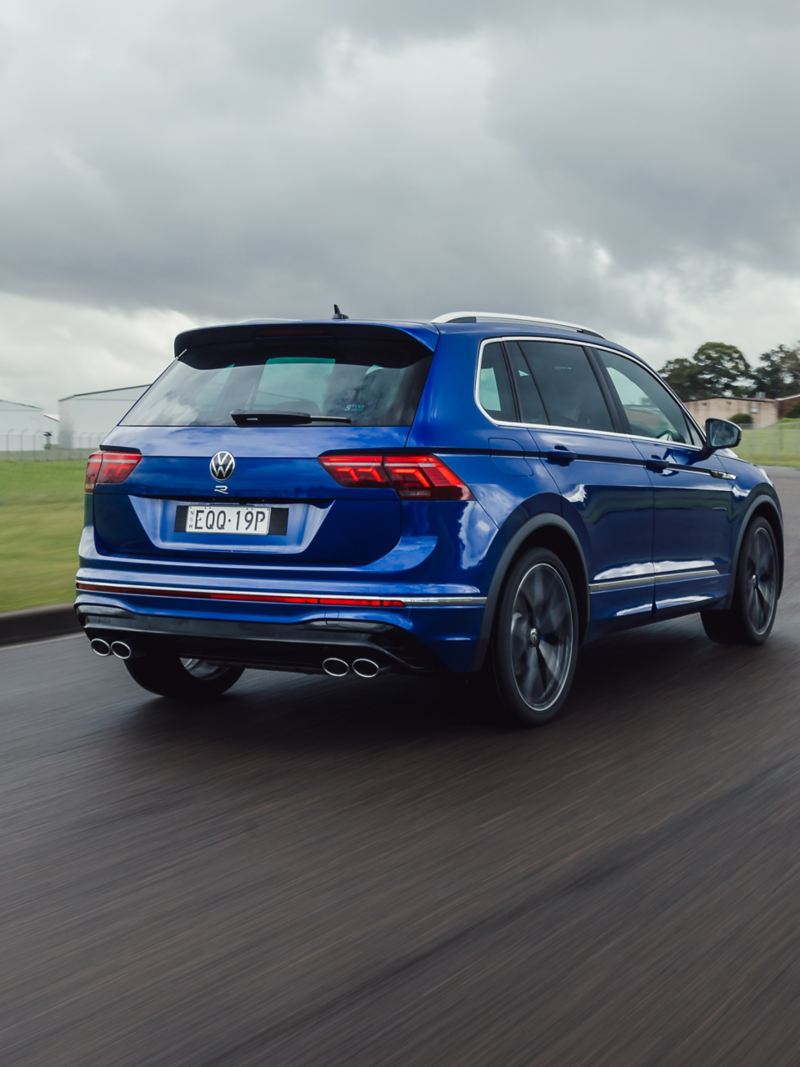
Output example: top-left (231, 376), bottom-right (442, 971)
top-left (751, 343), bottom-right (800, 398)
top-left (660, 357), bottom-right (704, 400)
top-left (662, 342), bottom-right (752, 401)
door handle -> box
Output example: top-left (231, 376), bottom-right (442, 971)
top-left (645, 458), bottom-right (667, 472)
top-left (646, 457), bottom-right (680, 475)
top-left (546, 446), bottom-right (576, 466)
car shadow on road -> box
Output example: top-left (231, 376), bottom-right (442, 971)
top-left (121, 615), bottom-right (792, 762)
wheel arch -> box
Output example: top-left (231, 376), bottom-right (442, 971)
top-left (730, 493), bottom-right (784, 605)
top-left (472, 514), bottom-right (590, 670)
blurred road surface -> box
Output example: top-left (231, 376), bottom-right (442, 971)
top-left (2, 471), bottom-right (798, 1065)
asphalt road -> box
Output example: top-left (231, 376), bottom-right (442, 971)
top-left (2, 470), bottom-right (799, 1066)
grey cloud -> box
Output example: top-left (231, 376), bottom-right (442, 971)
top-left (1, 0), bottom-right (799, 353)
top-left (488, 9), bottom-right (800, 274)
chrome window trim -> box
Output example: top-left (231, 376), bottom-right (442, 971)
top-left (474, 336), bottom-right (708, 453)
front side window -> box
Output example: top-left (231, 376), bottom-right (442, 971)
top-left (595, 349), bottom-right (698, 444)
top-left (516, 341), bottom-right (615, 432)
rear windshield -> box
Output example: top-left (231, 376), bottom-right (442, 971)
top-left (122, 332), bottom-right (433, 427)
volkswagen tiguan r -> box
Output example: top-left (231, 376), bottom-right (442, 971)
top-left (75, 311), bottom-right (784, 726)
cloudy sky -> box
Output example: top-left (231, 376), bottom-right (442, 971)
top-left (2, 0), bottom-right (800, 410)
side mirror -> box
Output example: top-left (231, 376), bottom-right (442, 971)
top-left (704, 417), bottom-right (741, 453)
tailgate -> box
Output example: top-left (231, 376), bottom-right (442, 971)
top-left (90, 323), bottom-right (437, 567)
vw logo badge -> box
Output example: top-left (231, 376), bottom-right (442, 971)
top-left (210, 450), bottom-right (236, 480)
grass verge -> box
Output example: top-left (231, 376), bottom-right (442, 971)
top-left (0, 461), bottom-right (85, 612)
top-left (737, 421), bottom-right (800, 468)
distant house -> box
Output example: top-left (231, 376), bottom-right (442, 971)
top-left (685, 393), bottom-right (800, 430)
top-left (58, 385), bottom-right (149, 449)
top-left (777, 393), bottom-right (800, 419)
top-left (0, 398), bottom-right (59, 451)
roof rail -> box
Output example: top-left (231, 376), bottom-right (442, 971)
top-left (431, 311), bottom-right (604, 338)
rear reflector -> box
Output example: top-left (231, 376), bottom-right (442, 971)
top-left (85, 451), bottom-right (142, 492)
top-left (319, 453), bottom-right (471, 500)
top-left (75, 582), bottom-right (406, 608)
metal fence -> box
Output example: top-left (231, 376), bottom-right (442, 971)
top-left (0, 431), bottom-right (101, 460)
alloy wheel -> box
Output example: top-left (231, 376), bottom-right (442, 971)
top-left (509, 563), bottom-right (575, 711)
top-left (180, 658), bottom-right (230, 680)
top-left (745, 526), bottom-right (777, 636)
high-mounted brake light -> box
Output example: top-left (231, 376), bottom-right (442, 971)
top-left (319, 453), bottom-right (472, 500)
top-left (85, 451), bottom-right (142, 492)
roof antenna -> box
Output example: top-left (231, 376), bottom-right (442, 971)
top-left (333, 304), bottom-right (349, 320)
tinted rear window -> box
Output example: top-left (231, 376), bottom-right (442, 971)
top-left (123, 332), bottom-right (433, 427)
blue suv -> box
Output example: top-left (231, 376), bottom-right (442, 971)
top-left (76, 311), bottom-right (784, 726)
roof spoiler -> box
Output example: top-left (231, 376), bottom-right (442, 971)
top-left (173, 321), bottom-right (440, 357)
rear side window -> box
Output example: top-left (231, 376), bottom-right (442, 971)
top-left (506, 342), bottom-right (548, 424)
top-left (516, 341), bottom-right (615, 432)
top-left (478, 342), bottom-right (516, 420)
top-left (123, 330), bottom-right (432, 427)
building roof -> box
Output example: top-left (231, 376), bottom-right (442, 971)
top-left (58, 385), bottom-right (150, 402)
top-left (0, 398), bottom-right (44, 411)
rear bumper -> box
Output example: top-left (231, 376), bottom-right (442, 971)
top-left (76, 604), bottom-right (440, 674)
top-left (75, 577), bottom-right (487, 673)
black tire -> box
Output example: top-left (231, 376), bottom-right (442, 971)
top-left (489, 547), bottom-right (580, 727)
top-left (124, 655), bottom-right (244, 702)
top-left (701, 517), bottom-right (779, 646)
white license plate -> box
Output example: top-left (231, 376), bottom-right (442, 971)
top-left (183, 505), bottom-right (271, 536)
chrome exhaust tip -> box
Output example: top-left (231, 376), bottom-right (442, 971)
top-left (322, 657), bottom-right (350, 678)
top-left (352, 658), bottom-right (381, 679)
top-left (110, 641), bottom-right (132, 661)
top-left (90, 638), bottom-right (111, 657)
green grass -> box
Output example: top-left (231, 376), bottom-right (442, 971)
top-left (0, 461), bottom-right (86, 612)
top-left (736, 420), bottom-right (800, 468)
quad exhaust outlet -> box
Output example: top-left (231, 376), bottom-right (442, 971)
top-left (321, 656), bottom-right (382, 678)
top-left (321, 657), bottom-right (350, 677)
top-left (91, 643), bottom-right (385, 674)
top-left (352, 658), bottom-right (380, 679)
top-left (90, 638), bottom-right (132, 660)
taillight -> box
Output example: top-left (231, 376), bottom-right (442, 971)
top-left (382, 455), bottom-right (470, 499)
top-left (319, 453), bottom-right (472, 500)
top-left (85, 451), bottom-right (142, 492)
top-left (318, 455), bottom-right (390, 489)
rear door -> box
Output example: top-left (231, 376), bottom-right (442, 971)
top-left (511, 339), bottom-right (655, 623)
top-left (94, 324), bottom-right (435, 567)
top-left (591, 347), bottom-right (734, 611)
